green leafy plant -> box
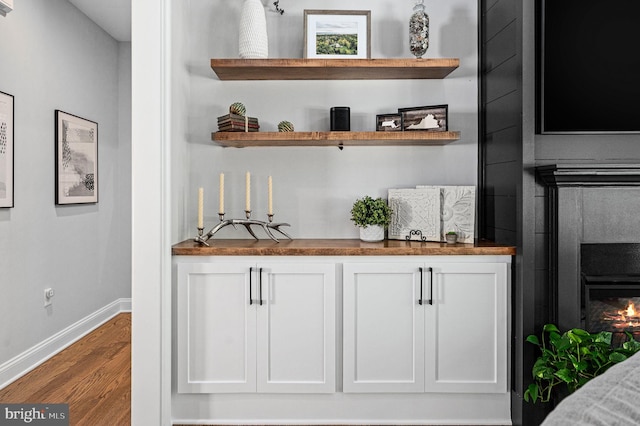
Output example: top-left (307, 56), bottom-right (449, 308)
top-left (524, 324), bottom-right (640, 404)
top-left (446, 231), bottom-right (457, 235)
top-left (350, 196), bottom-right (391, 228)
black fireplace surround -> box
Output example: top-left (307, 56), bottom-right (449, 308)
top-left (538, 164), bottom-right (640, 332)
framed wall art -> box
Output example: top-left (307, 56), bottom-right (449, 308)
top-left (418, 185), bottom-right (476, 243)
top-left (388, 187), bottom-right (441, 242)
top-left (55, 110), bottom-right (98, 205)
top-left (304, 10), bottom-right (371, 59)
top-left (398, 104), bottom-right (448, 132)
top-left (376, 113), bottom-right (402, 132)
top-left (0, 91), bottom-right (14, 208)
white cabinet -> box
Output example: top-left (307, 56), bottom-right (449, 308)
top-left (343, 263), bottom-right (425, 393)
top-left (177, 261), bottom-right (336, 393)
top-left (343, 261), bottom-right (508, 394)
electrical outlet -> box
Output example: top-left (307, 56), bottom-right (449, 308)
top-left (44, 288), bottom-right (54, 307)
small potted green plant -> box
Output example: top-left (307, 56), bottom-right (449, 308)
top-left (350, 196), bottom-right (392, 242)
top-left (445, 231), bottom-right (458, 244)
top-left (524, 323), bottom-right (640, 404)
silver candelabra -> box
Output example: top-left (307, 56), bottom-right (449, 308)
top-left (194, 211), bottom-right (292, 246)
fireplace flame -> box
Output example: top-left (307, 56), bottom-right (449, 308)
top-left (602, 300), bottom-right (640, 330)
top-left (623, 302), bottom-right (637, 318)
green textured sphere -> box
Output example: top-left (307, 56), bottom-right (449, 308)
top-left (278, 121), bottom-right (294, 132)
top-left (229, 102), bottom-right (246, 116)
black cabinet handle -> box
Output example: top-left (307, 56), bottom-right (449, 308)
top-left (428, 267), bottom-right (433, 305)
top-left (418, 267), bottom-right (423, 305)
top-left (249, 267), bottom-right (253, 305)
top-left (259, 267), bottom-right (263, 306)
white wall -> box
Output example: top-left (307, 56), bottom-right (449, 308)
top-left (178, 0), bottom-right (478, 241)
top-left (0, 0), bottom-right (131, 368)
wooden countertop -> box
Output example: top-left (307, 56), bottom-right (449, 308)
top-left (171, 239), bottom-right (516, 256)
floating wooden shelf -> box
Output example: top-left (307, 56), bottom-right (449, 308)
top-left (212, 131), bottom-right (461, 148)
top-left (210, 58), bottom-right (460, 80)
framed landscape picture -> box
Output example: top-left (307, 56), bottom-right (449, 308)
top-left (304, 10), bottom-right (371, 59)
top-left (0, 91), bottom-right (14, 208)
top-left (55, 110), bottom-right (98, 205)
top-left (398, 104), bottom-right (448, 132)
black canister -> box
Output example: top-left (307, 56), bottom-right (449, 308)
top-left (330, 107), bottom-right (350, 131)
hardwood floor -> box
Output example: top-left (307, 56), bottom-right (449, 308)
top-left (0, 313), bottom-right (131, 425)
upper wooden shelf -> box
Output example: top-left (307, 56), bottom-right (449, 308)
top-left (210, 58), bottom-right (460, 80)
top-left (212, 131), bottom-right (461, 148)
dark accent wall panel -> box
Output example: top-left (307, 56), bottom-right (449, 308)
top-left (484, 21), bottom-right (517, 73)
top-left (492, 197), bottom-right (517, 232)
top-left (534, 194), bottom-right (546, 234)
top-left (485, 58), bottom-right (519, 103)
top-left (483, 0), bottom-right (501, 13)
top-left (491, 227), bottom-right (517, 246)
top-left (485, 93), bottom-right (520, 135)
top-left (536, 135), bottom-right (640, 162)
top-left (485, 127), bottom-right (519, 165)
top-left (485, 162), bottom-right (519, 197)
top-left (484, 0), bottom-right (516, 41)
top-left (480, 0), bottom-right (535, 424)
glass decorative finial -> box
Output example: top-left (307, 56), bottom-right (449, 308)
top-left (409, 0), bottom-right (429, 59)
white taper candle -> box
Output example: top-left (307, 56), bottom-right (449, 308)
top-left (219, 173), bottom-right (225, 214)
top-left (268, 176), bottom-right (273, 215)
top-left (197, 187), bottom-right (204, 229)
top-left (245, 172), bottom-right (251, 211)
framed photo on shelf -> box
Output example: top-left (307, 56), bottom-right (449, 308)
top-left (398, 104), bottom-right (448, 132)
top-left (303, 10), bottom-right (371, 59)
top-left (55, 110), bottom-right (98, 205)
top-left (376, 113), bottom-right (402, 132)
top-left (0, 90), bottom-right (14, 208)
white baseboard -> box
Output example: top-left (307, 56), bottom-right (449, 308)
top-left (0, 298), bottom-right (132, 390)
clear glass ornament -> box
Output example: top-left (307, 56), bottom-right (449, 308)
top-left (409, 0), bottom-right (429, 59)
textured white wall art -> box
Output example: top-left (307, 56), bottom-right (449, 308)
top-left (419, 185), bottom-right (476, 243)
top-left (388, 188), bottom-right (441, 241)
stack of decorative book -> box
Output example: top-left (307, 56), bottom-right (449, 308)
top-left (217, 113), bottom-right (260, 132)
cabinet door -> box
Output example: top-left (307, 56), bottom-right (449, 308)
top-left (177, 263), bottom-right (257, 393)
top-left (343, 263), bottom-right (425, 393)
top-left (425, 263), bottom-right (508, 393)
top-left (256, 263), bottom-right (336, 393)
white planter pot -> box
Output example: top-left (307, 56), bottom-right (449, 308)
top-left (359, 225), bottom-right (384, 242)
top-left (239, 0), bottom-right (269, 59)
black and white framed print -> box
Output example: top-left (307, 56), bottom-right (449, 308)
top-left (0, 91), bottom-right (14, 208)
top-left (55, 110), bottom-right (98, 205)
top-left (376, 113), bottom-right (402, 132)
top-left (398, 104), bottom-right (448, 132)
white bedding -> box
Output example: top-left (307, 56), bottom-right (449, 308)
top-left (542, 351), bottom-right (640, 425)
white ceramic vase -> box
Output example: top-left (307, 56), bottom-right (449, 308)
top-left (239, 0), bottom-right (269, 59)
top-left (359, 225), bottom-right (384, 242)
